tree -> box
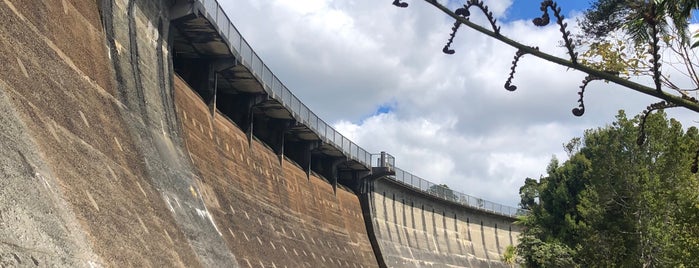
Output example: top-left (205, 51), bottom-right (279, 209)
top-left (389, 0), bottom-right (699, 114)
top-left (579, 0), bottom-right (699, 99)
top-left (516, 110), bottom-right (699, 267)
top-left (581, 0), bottom-right (699, 44)
top-left (518, 177), bottom-right (539, 210)
top-left (427, 183), bottom-right (458, 202)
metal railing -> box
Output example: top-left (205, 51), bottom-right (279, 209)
top-left (391, 167), bottom-right (527, 218)
top-left (372, 152), bottom-right (396, 170)
top-left (196, 0), bottom-right (372, 167)
top-left (193, 0), bottom-right (527, 218)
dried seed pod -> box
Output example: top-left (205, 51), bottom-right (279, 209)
top-left (392, 0), bottom-right (408, 8)
top-left (533, 1), bottom-right (577, 64)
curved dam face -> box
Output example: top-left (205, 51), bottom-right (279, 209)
top-left (0, 0), bottom-right (520, 267)
top-left (0, 0), bottom-right (211, 266)
top-left (361, 179), bottom-right (521, 267)
top-left (0, 0), bottom-right (238, 266)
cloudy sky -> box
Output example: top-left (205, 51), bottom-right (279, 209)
top-left (219, 0), bottom-right (698, 207)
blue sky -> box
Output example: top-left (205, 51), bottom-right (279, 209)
top-left (505, 1), bottom-right (592, 21)
top-left (374, 103), bottom-right (395, 116)
top-left (508, 1), bottom-right (699, 23)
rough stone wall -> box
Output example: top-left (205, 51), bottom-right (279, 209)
top-left (174, 75), bottom-right (378, 268)
top-left (367, 179), bottom-right (521, 267)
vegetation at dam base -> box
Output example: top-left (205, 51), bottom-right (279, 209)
top-left (515, 111), bottom-right (699, 267)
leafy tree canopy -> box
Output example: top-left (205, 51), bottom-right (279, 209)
top-left (517, 110), bottom-right (699, 267)
top-left (578, 0), bottom-right (699, 96)
top-left (580, 0), bottom-right (699, 44)
top-left (427, 183), bottom-right (459, 202)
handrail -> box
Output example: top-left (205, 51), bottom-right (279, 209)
top-left (196, 0), bottom-right (373, 167)
top-left (193, 0), bottom-right (527, 218)
top-left (391, 167), bottom-right (527, 218)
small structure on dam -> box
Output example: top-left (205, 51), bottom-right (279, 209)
top-left (0, 0), bottom-right (524, 267)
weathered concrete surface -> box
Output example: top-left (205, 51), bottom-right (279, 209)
top-left (0, 0), bottom-right (228, 266)
top-left (99, 0), bottom-right (238, 265)
top-left (175, 76), bottom-right (378, 268)
top-left (364, 179), bottom-right (521, 267)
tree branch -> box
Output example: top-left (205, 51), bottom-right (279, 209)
top-left (419, 0), bottom-right (699, 113)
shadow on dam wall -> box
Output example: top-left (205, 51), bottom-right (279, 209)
top-left (0, 0), bottom-right (519, 267)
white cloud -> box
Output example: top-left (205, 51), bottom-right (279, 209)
top-left (274, 0), bottom-right (326, 14)
top-left (220, 0), bottom-right (699, 207)
top-left (482, 0), bottom-right (514, 18)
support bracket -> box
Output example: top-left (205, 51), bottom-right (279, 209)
top-left (244, 95), bottom-right (268, 147)
top-left (268, 119), bottom-right (295, 165)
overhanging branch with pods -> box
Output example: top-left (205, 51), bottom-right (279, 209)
top-left (392, 0), bottom-right (699, 171)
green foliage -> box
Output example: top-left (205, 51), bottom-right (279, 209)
top-left (580, 0), bottom-right (699, 44)
top-left (517, 235), bottom-right (578, 268)
top-left (660, 0), bottom-right (699, 44)
top-left (502, 245), bottom-right (517, 268)
top-left (427, 184), bottom-right (458, 202)
top-left (579, 0), bottom-right (628, 40)
top-left (519, 178), bottom-right (539, 210)
top-left (563, 137), bottom-right (581, 157)
top-left (517, 111), bottom-right (699, 267)
top-left (578, 0), bottom-right (699, 95)
top-left (692, 30), bottom-right (699, 48)
top-left (579, 39), bottom-right (646, 78)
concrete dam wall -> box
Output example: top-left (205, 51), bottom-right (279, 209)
top-left (174, 76), bottom-right (377, 267)
top-left (362, 179), bottom-right (520, 267)
top-left (0, 0), bottom-right (521, 267)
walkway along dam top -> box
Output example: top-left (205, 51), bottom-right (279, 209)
top-left (175, 0), bottom-right (526, 218)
